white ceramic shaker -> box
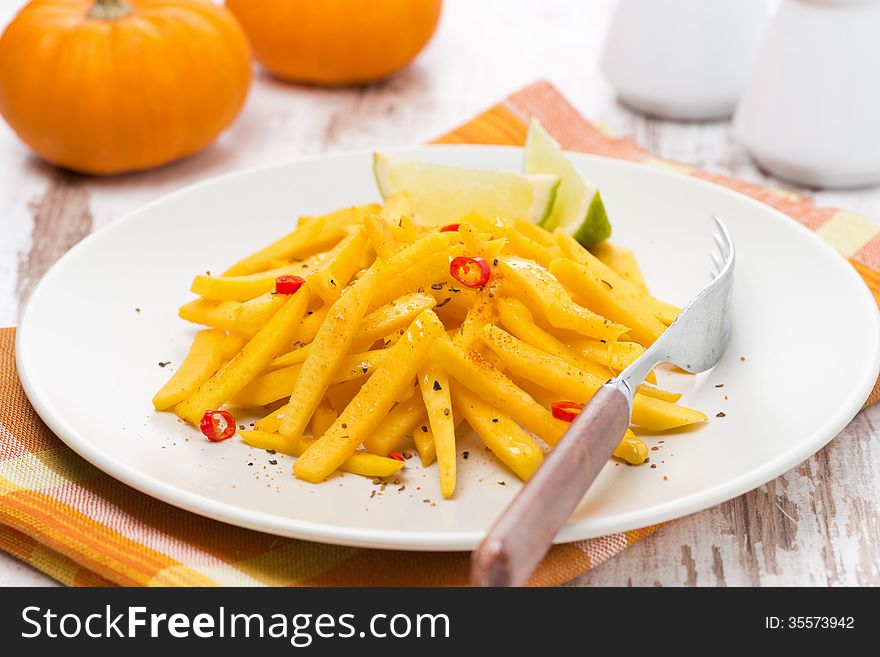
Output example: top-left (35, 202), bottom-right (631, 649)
top-left (734, 0), bottom-right (880, 188)
top-left (600, 0), bottom-right (775, 120)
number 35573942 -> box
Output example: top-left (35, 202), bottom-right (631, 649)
top-left (765, 617), bottom-right (854, 629)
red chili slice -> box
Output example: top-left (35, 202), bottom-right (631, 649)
top-left (200, 409), bottom-right (236, 442)
top-left (551, 401), bottom-right (584, 423)
top-left (388, 450), bottom-right (405, 462)
top-left (275, 274), bottom-right (305, 295)
top-left (439, 223), bottom-right (460, 232)
top-left (449, 256), bottom-right (491, 288)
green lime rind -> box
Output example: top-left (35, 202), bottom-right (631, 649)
top-left (534, 176), bottom-right (561, 225)
top-left (524, 118), bottom-right (612, 245)
top-left (571, 190), bottom-right (612, 247)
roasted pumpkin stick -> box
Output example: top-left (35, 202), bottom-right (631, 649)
top-left (369, 252), bottom-right (450, 310)
top-left (224, 204), bottom-right (379, 276)
top-left (240, 430), bottom-right (403, 478)
top-left (447, 222), bottom-right (504, 359)
top-left (234, 292), bottom-right (286, 336)
top-left (349, 292), bottom-right (437, 349)
top-left (450, 384), bottom-right (544, 481)
top-left (417, 364), bottom-right (457, 498)
top-left (179, 298), bottom-right (240, 332)
top-left (513, 217), bottom-right (555, 247)
top-left (254, 406), bottom-right (286, 433)
top-left (498, 297), bottom-right (676, 396)
top-left (309, 401), bottom-right (338, 438)
top-left (555, 231), bottom-right (679, 325)
top-left (254, 380), bottom-right (356, 435)
top-left (380, 192), bottom-right (419, 244)
top-left (363, 213), bottom-right (402, 260)
top-left (278, 267), bottom-right (379, 440)
top-left (293, 310), bottom-right (445, 483)
top-left (589, 241), bottom-right (649, 292)
top-left (566, 338), bottom-right (646, 373)
top-left (152, 329), bottom-right (227, 410)
top-left (296, 305), bottom-right (329, 346)
top-left (614, 430), bottom-right (650, 465)
top-left (233, 349), bottom-right (388, 407)
top-left (219, 333), bottom-right (247, 359)
top-left (390, 213), bottom-right (420, 246)
top-left (634, 384), bottom-right (682, 404)
top-left (512, 377), bottom-right (650, 465)
top-left (479, 325), bottom-right (706, 431)
top-left (269, 292), bottom-right (436, 370)
top-left (498, 255), bottom-right (628, 341)
top-left (307, 227), bottom-right (371, 302)
top-left (366, 230), bottom-right (451, 310)
top-left (455, 220), bottom-right (506, 261)
top-left (429, 337), bottom-right (568, 446)
top-left (324, 379), bottom-right (364, 414)
top-left (412, 422), bottom-right (438, 467)
top-left (254, 377), bottom-right (362, 435)
top-left (550, 258), bottom-right (667, 347)
top-left (496, 297), bottom-right (612, 380)
top-left (362, 392), bottom-right (427, 456)
top-left (176, 288), bottom-right (311, 424)
top-left (454, 285), bottom-right (500, 350)
top-left (225, 235), bottom-right (349, 329)
top-left (462, 212), bottom-right (556, 267)
top-left (192, 259), bottom-right (321, 302)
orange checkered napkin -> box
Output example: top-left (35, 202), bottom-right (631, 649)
top-left (1, 81), bottom-right (877, 587)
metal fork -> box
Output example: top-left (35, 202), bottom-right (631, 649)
top-left (471, 216), bottom-right (735, 587)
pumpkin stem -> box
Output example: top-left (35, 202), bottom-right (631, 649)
top-left (88, 0), bottom-right (135, 20)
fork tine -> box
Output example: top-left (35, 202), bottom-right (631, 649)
top-left (712, 215), bottom-right (734, 260)
top-left (712, 232), bottom-right (729, 259)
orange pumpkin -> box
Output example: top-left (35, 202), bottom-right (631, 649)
top-left (0, 0), bottom-right (252, 175)
top-left (226, 0), bottom-right (442, 86)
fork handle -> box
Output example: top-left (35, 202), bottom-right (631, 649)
top-left (470, 381), bottom-right (632, 587)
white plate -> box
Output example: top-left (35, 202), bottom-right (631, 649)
top-left (16, 147), bottom-right (880, 550)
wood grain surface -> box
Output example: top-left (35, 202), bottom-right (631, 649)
top-left (0, 0), bottom-right (877, 586)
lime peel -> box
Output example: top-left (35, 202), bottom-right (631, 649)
top-left (374, 152), bottom-right (559, 226)
top-left (523, 118), bottom-right (612, 246)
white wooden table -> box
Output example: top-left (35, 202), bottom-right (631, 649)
top-left (1, 0), bottom-right (878, 587)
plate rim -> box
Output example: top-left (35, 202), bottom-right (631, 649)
top-left (15, 145), bottom-right (880, 551)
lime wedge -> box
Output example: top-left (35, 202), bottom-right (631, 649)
top-left (523, 118), bottom-right (611, 246)
top-left (374, 152), bottom-right (560, 226)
